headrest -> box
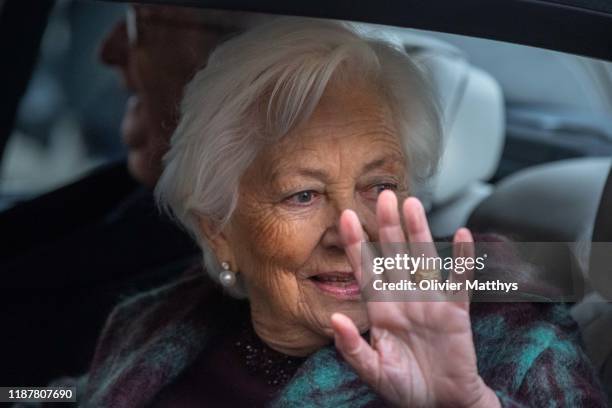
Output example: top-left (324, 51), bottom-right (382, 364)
top-left (356, 27), bottom-right (505, 208)
top-left (401, 34), bottom-right (506, 209)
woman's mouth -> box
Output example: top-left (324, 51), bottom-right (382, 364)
top-left (309, 272), bottom-right (360, 300)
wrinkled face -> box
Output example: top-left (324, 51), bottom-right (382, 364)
top-left (221, 81), bottom-right (409, 354)
top-left (99, 5), bottom-right (229, 187)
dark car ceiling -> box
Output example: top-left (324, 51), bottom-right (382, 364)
top-left (545, 0), bottom-right (612, 14)
top-left (107, 0), bottom-right (612, 62)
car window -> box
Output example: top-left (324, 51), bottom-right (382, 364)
top-left (1, 0), bottom-right (612, 395)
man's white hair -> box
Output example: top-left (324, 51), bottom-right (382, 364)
top-left (155, 17), bottom-right (443, 297)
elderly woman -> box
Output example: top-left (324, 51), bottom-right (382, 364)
top-left (67, 19), bottom-right (605, 407)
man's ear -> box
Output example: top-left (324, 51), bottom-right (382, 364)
top-left (198, 217), bottom-right (238, 270)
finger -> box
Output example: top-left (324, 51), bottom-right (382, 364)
top-left (402, 197), bottom-right (434, 244)
top-left (450, 228), bottom-right (475, 307)
top-left (377, 190), bottom-right (409, 284)
top-left (402, 197), bottom-right (440, 282)
top-left (339, 209), bottom-right (380, 297)
top-left (331, 313), bottom-right (380, 385)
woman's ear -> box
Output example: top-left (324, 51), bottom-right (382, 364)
top-left (198, 217), bottom-right (238, 270)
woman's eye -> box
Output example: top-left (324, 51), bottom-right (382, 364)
top-left (363, 182), bottom-right (399, 200)
top-left (374, 183), bottom-right (398, 194)
top-left (284, 190), bottom-right (319, 206)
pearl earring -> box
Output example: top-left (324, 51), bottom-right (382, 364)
top-left (219, 261), bottom-right (237, 287)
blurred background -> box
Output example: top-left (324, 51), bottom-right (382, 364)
top-left (0, 0), bottom-right (127, 209)
top-left (1, 0), bottom-right (611, 211)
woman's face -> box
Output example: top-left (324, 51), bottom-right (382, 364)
top-left (216, 81), bottom-right (409, 355)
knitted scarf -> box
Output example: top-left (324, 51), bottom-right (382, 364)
top-left (68, 269), bottom-right (606, 407)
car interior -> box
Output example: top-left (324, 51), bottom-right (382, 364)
top-left (1, 0), bottom-right (611, 401)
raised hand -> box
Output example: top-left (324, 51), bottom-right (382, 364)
top-left (331, 190), bottom-right (500, 408)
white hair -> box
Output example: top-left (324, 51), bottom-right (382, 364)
top-left (155, 17), bottom-right (443, 297)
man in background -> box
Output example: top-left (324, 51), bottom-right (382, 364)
top-left (1, 4), bottom-right (268, 386)
top-left (100, 5), bottom-right (266, 188)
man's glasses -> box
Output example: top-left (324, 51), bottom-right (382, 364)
top-left (126, 7), bottom-right (138, 46)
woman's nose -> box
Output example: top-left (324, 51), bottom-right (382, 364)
top-left (99, 20), bottom-right (129, 67)
top-left (321, 214), bottom-right (371, 250)
top-left (323, 193), bottom-right (376, 247)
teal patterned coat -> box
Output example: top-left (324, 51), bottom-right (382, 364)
top-left (23, 269), bottom-right (607, 407)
